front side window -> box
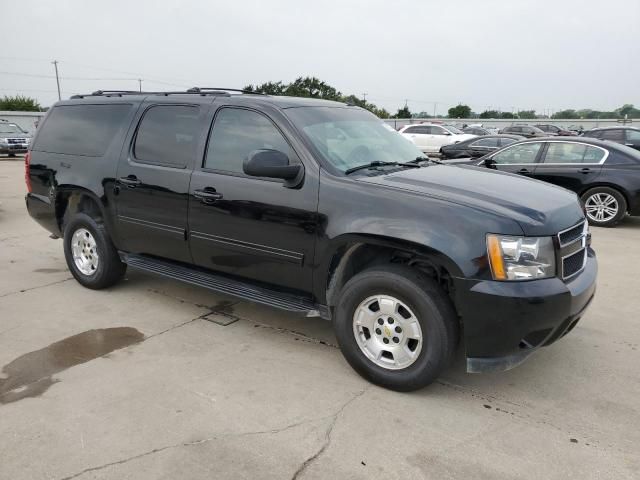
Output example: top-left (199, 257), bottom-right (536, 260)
top-left (492, 142), bottom-right (542, 164)
top-left (204, 108), bottom-right (292, 175)
top-left (403, 126), bottom-right (430, 134)
top-left (500, 137), bottom-right (519, 147)
top-left (543, 142), bottom-right (605, 164)
top-left (431, 126), bottom-right (448, 136)
top-left (134, 105), bottom-right (200, 168)
top-left (626, 129), bottom-right (640, 142)
top-left (284, 106), bottom-right (424, 173)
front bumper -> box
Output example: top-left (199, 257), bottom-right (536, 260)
top-left (0, 144), bottom-right (28, 154)
top-left (453, 248), bottom-right (597, 373)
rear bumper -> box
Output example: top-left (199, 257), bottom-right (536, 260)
top-left (25, 193), bottom-right (61, 235)
top-left (453, 248), bottom-right (597, 373)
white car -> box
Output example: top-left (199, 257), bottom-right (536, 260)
top-left (399, 124), bottom-right (477, 154)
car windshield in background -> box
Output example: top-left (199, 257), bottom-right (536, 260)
top-left (284, 107), bottom-right (424, 172)
top-left (444, 125), bottom-right (464, 134)
top-left (0, 123), bottom-right (25, 134)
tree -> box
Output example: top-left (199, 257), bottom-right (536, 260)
top-left (517, 110), bottom-right (537, 119)
top-left (479, 110), bottom-right (499, 119)
top-left (392, 106), bottom-right (412, 119)
top-left (243, 81), bottom-right (287, 95)
top-left (499, 112), bottom-right (515, 119)
top-left (617, 104), bottom-right (640, 118)
top-left (552, 109), bottom-right (580, 119)
top-left (448, 104), bottom-right (471, 118)
top-left (284, 76), bottom-right (341, 100)
top-left (0, 95), bottom-right (42, 112)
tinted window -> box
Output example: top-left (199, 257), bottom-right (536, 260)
top-left (506, 127), bottom-right (520, 133)
top-left (492, 142), bottom-right (542, 164)
top-left (626, 129), bottom-right (640, 142)
top-left (205, 108), bottom-right (292, 175)
top-left (134, 105), bottom-right (200, 168)
top-left (404, 126), bottom-right (430, 134)
top-left (470, 138), bottom-right (499, 148)
top-left (584, 130), bottom-right (601, 139)
top-left (431, 126), bottom-right (447, 135)
top-left (600, 129), bottom-right (624, 142)
top-left (543, 142), bottom-right (605, 164)
top-left (33, 104), bottom-right (131, 156)
top-left (499, 137), bottom-right (519, 147)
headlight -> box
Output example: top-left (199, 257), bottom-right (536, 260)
top-left (487, 234), bottom-right (556, 281)
top-left (0, 138), bottom-right (9, 144)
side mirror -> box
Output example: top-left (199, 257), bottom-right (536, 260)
top-left (483, 158), bottom-right (497, 169)
top-left (443, 131), bottom-right (452, 136)
top-left (243, 149), bottom-right (302, 182)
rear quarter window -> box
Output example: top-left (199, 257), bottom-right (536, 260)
top-left (33, 104), bottom-right (132, 156)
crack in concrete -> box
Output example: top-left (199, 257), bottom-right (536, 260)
top-left (0, 277), bottom-right (73, 298)
top-left (56, 388), bottom-right (368, 480)
top-left (291, 387), bottom-right (368, 480)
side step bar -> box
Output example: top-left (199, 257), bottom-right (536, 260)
top-left (121, 253), bottom-right (329, 319)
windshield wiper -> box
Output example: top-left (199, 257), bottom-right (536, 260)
top-left (345, 161), bottom-right (420, 175)
top-left (413, 156), bottom-right (443, 165)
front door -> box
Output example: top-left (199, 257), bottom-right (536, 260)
top-left (115, 102), bottom-right (208, 263)
top-left (487, 141), bottom-right (544, 178)
top-left (625, 129), bottom-right (640, 151)
top-left (532, 141), bottom-right (604, 193)
top-left (188, 105), bottom-right (318, 294)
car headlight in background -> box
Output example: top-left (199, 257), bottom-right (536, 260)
top-left (487, 234), bottom-right (556, 280)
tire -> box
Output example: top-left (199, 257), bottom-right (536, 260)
top-left (333, 265), bottom-right (458, 392)
top-left (63, 212), bottom-right (126, 289)
top-left (8, 153), bottom-right (16, 157)
top-left (581, 187), bottom-right (627, 227)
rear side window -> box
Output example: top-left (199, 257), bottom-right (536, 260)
top-left (133, 105), bottom-right (200, 168)
top-left (33, 104), bottom-right (131, 156)
top-left (204, 108), bottom-right (292, 175)
top-left (471, 137), bottom-right (499, 148)
top-left (500, 137), bottom-right (518, 147)
top-left (404, 126), bottom-right (429, 134)
top-left (600, 129), bottom-right (624, 142)
top-left (543, 142), bottom-right (606, 164)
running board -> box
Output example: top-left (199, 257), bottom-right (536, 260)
top-left (121, 253), bottom-right (328, 319)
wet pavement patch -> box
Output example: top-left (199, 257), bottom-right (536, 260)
top-left (0, 327), bottom-right (144, 405)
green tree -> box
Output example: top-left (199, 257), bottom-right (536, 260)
top-left (499, 112), bottom-right (515, 119)
top-left (479, 110), bottom-right (499, 119)
top-left (517, 110), bottom-right (537, 119)
top-left (243, 81), bottom-right (287, 95)
top-left (617, 104), bottom-right (640, 118)
top-left (448, 104), bottom-right (471, 118)
top-left (0, 95), bottom-right (43, 111)
top-left (392, 106), bottom-right (412, 119)
top-left (284, 76), bottom-right (341, 100)
top-left (552, 109), bottom-right (580, 119)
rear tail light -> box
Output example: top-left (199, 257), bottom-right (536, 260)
top-left (24, 151), bottom-right (32, 193)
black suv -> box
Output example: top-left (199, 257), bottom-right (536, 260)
top-left (25, 89), bottom-right (597, 391)
top-left (582, 126), bottom-right (640, 151)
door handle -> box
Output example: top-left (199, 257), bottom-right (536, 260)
top-left (580, 168), bottom-right (592, 174)
top-left (118, 175), bottom-right (141, 187)
top-left (517, 168), bottom-right (530, 174)
top-left (194, 188), bottom-right (223, 203)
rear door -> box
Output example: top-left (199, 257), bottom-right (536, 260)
top-left (114, 101), bottom-right (209, 263)
top-left (532, 141), bottom-right (605, 193)
top-left (488, 141), bottom-right (544, 178)
top-left (429, 125), bottom-right (452, 151)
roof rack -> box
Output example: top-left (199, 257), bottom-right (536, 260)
top-left (70, 87), bottom-right (266, 99)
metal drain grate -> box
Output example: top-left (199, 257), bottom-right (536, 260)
top-left (202, 312), bottom-right (239, 326)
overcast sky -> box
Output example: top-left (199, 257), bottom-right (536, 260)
top-left (3, 0), bottom-right (639, 115)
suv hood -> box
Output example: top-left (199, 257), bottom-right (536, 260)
top-left (358, 165), bottom-right (584, 236)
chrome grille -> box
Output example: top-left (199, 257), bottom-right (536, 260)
top-left (558, 221), bottom-right (588, 280)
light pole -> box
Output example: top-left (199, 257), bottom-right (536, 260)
top-left (52, 60), bottom-right (61, 100)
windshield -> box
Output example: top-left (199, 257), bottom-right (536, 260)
top-left (284, 107), bottom-right (424, 173)
top-left (444, 125), bottom-right (464, 134)
top-left (0, 123), bottom-right (26, 135)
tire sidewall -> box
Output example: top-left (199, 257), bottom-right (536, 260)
top-left (63, 213), bottom-right (113, 288)
top-left (581, 187), bottom-right (626, 227)
top-left (334, 269), bottom-right (451, 391)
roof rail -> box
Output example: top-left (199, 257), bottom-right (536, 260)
top-left (69, 87), bottom-right (266, 99)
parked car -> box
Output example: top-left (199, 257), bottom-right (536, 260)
top-left (0, 119), bottom-right (31, 156)
top-left (471, 137), bottom-right (640, 227)
top-left (440, 134), bottom-right (524, 159)
top-left (398, 123), bottom-right (476, 153)
top-left (26, 89), bottom-right (596, 391)
top-left (463, 127), bottom-right (491, 136)
top-left (500, 125), bottom-right (546, 138)
top-left (535, 124), bottom-right (577, 136)
top-left (581, 126), bottom-right (640, 151)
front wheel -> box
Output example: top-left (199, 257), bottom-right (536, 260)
top-left (333, 265), bottom-right (458, 391)
top-left (581, 187), bottom-right (627, 227)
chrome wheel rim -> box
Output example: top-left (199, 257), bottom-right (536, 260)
top-left (352, 295), bottom-right (423, 370)
top-left (585, 193), bottom-right (618, 223)
top-left (71, 228), bottom-right (99, 276)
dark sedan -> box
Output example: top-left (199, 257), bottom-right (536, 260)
top-left (462, 127), bottom-right (491, 136)
top-left (535, 124), bottom-right (578, 136)
top-left (501, 125), bottom-right (547, 138)
top-left (470, 137), bottom-right (640, 227)
top-left (440, 134), bottom-right (524, 159)
top-left (581, 126), bottom-right (640, 151)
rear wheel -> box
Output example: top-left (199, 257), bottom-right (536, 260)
top-left (581, 187), bottom-right (626, 227)
top-left (63, 212), bottom-right (126, 289)
top-left (333, 265), bottom-right (457, 391)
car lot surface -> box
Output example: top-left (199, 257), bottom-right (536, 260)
top-left (1, 159), bottom-right (639, 479)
